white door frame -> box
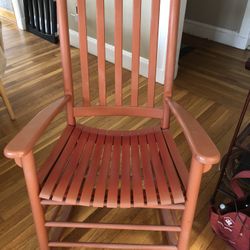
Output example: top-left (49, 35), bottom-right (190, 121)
top-left (240, 0), bottom-right (250, 48)
top-left (12, 0), bottom-right (26, 30)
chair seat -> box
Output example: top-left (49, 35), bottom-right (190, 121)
top-left (39, 125), bottom-right (188, 208)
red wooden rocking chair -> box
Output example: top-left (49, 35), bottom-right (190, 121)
top-left (4, 0), bottom-right (220, 249)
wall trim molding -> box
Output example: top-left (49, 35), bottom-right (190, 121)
top-left (184, 19), bottom-right (249, 50)
top-left (69, 29), bottom-right (166, 84)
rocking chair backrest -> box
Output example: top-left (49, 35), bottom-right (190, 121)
top-left (56, 0), bottom-right (180, 126)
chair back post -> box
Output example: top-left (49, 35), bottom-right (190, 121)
top-left (162, 0), bottom-right (181, 129)
top-left (57, 0), bottom-right (75, 125)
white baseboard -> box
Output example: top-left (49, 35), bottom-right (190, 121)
top-left (12, 0), bottom-right (26, 30)
top-left (247, 35), bottom-right (250, 50)
top-left (184, 19), bottom-right (248, 50)
top-left (69, 29), bottom-right (165, 84)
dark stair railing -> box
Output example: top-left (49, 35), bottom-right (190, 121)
top-left (23, 0), bottom-right (58, 43)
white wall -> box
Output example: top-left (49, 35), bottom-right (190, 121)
top-left (0, 1), bottom-right (14, 11)
top-left (186, 0), bottom-right (248, 32)
top-left (69, 0), bottom-right (153, 58)
top-left (184, 0), bottom-right (250, 50)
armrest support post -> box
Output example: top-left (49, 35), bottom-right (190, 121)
top-left (22, 152), bottom-right (49, 248)
top-left (178, 156), bottom-right (204, 248)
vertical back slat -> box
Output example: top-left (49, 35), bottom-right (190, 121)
top-left (114, 0), bottom-right (123, 106)
top-left (78, 0), bottom-right (90, 106)
top-left (147, 0), bottom-right (161, 107)
top-left (131, 0), bottom-right (142, 107)
top-left (164, 0), bottom-right (180, 98)
top-left (96, 0), bottom-right (106, 106)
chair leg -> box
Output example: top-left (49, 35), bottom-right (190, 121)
top-left (50, 206), bottom-right (74, 242)
top-left (22, 152), bottom-right (49, 250)
top-left (159, 209), bottom-right (178, 245)
top-left (178, 158), bottom-right (204, 250)
top-left (0, 79), bottom-right (15, 120)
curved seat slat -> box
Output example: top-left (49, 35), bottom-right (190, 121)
top-left (39, 125), bottom-right (187, 208)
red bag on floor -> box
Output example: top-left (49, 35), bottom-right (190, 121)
top-left (210, 171), bottom-right (250, 250)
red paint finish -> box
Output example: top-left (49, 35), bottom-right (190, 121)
top-left (78, 0), bottom-right (90, 106)
top-left (114, 0), bottom-right (123, 106)
top-left (39, 125), bottom-right (186, 208)
top-left (4, 0), bottom-right (221, 249)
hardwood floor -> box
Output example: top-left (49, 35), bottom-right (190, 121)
top-left (0, 17), bottom-right (249, 250)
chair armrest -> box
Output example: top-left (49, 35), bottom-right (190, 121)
top-left (166, 98), bottom-right (220, 166)
top-left (4, 95), bottom-right (70, 160)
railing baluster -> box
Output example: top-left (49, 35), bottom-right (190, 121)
top-left (27, 0), bottom-right (34, 27)
top-left (38, 0), bottom-right (45, 33)
top-left (23, 0), bottom-right (58, 43)
top-left (50, 0), bottom-right (57, 35)
top-left (33, 0), bottom-right (40, 30)
top-left (43, 0), bottom-right (51, 34)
